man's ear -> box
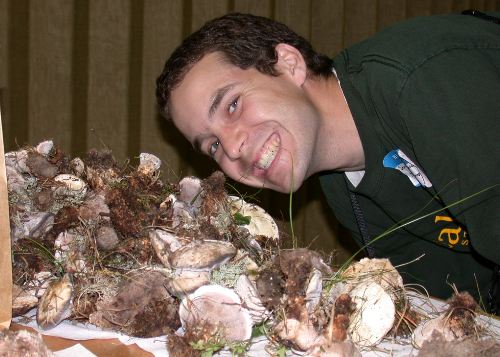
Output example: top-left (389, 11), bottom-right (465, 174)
top-left (274, 43), bottom-right (307, 86)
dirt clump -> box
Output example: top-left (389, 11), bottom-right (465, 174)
top-left (328, 293), bottom-right (355, 342)
top-left (26, 151), bottom-right (58, 179)
top-left (417, 333), bottom-right (500, 357)
top-left (445, 291), bottom-right (478, 337)
top-left (88, 270), bottom-right (180, 337)
top-left (167, 334), bottom-right (201, 357)
top-left (255, 264), bottom-right (285, 312)
top-left (105, 172), bottom-right (168, 238)
top-left (0, 329), bottom-right (54, 357)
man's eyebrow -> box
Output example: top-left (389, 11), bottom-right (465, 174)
top-left (209, 83), bottom-right (237, 118)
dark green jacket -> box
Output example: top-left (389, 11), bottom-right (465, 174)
top-left (320, 13), bottom-right (500, 304)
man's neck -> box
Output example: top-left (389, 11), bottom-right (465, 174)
top-left (304, 75), bottom-right (365, 173)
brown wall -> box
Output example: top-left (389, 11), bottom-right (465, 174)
top-left (1, 0), bottom-right (499, 264)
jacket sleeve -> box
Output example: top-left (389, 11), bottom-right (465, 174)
top-left (397, 46), bottom-right (500, 265)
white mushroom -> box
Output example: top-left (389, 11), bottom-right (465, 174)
top-left (11, 211), bottom-right (54, 241)
top-left (6, 165), bottom-right (30, 194)
top-left (341, 258), bottom-right (403, 295)
top-left (54, 231), bottom-right (77, 261)
top-left (412, 313), bottom-right (475, 348)
top-left (305, 269), bottom-right (323, 313)
top-left (166, 270), bottom-right (211, 297)
top-left (228, 196), bottom-right (279, 240)
top-left (53, 174), bottom-right (88, 198)
top-left (36, 140), bottom-right (54, 156)
top-left (169, 240), bottom-right (236, 271)
top-left (276, 318), bottom-right (323, 351)
top-left (307, 340), bottom-right (362, 357)
top-left (179, 284), bottom-right (253, 342)
top-left (36, 274), bottom-right (73, 330)
top-left (149, 229), bottom-right (183, 268)
top-left (348, 281), bottom-right (395, 347)
top-left (137, 153), bottom-right (161, 176)
top-left (28, 271), bottom-right (55, 298)
top-left (178, 176), bottom-right (203, 209)
top-left (69, 157), bottom-right (85, 177)
top-left (171, 200), bottom-right (197, 228)
top-left (54, 231), bottom-right (87, 273)
top-left (5, 149), bottom-right (29, 173)
top-left (12, 284), bottom-right (39, 316)
top-left (234, 274), bottom-right (271, 323)
top-left (163, 240), bottom-right (237, 297)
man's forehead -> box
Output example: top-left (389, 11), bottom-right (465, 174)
top-left (171, 53), bottom-right (231, 103)
top-left (170, 53), bottom-right (243, 118)
top-left (182, 52), bottom-right (233, 85)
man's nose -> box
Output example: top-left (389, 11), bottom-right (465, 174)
top-left (220, 128), bottom-right (248, 160)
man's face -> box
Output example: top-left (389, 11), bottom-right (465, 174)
top-left (169, 52), bottom-right (322, 193)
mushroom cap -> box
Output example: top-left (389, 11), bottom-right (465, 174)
top-left (167, 270), bottom-right (211, 297)
top-left (348, 281), bottom-right (395, 347)
top-left (228, 196), bottom-right (279, 240)
top-left (341, 258), bottom-right (403, 293)
top-left (36, 140), bottom-right (54, 156)
top-left (179, 284), bottom-right (253, 342)
top-left (54, 174), bottom-right (88, 197)
top-left (169, 240), bottom-right (236, 270)
top-left (234, 274), bottom-right (271, 323)
top-left (36, 274), bottom-right (73, 330)
top-left (138, 153), bottom-right (161, 176)
top-left (170, 200), bottom-right (196, 227)
top-left (70, 157), bottom-right (85, 177)
top-left (149, 229), bottom-right (183, 268)
top-left (305, 269), bottom-right (323, 313)
top-left (5, 149), bottom-right (30, 173)
top-left (276, 318), bottom-right (322, 351)
top-left (412, 315), bottom-right (470, 348)
top-left (308, 340), bottom-right (362, 357)
top-left (6, 165), bottom-right (30, 194)
top-left (28, 271), bottom-right (55, 298)
top-left (412, 317), bottom-right (446, 348)
top-left (12, 284), bottom-right (39, 316)
top-left (12, 211), bottom-right (54, 241)
top-left (178, 176), bottom-right (203, 209)
top-left (54, 231), bottom-right (77, 260)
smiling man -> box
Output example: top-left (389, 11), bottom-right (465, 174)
top-left (157, 12), bottom-right (500, 313)
top-left (168, 49), bottom-right (362, 193)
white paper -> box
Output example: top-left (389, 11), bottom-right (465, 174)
top-left (14, 293), bottom-right (500, 356)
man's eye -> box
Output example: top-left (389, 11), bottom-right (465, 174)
top-left (209, 140), bottom-right (220, 158)
top-left (228, 96), bottom-right (239, 114)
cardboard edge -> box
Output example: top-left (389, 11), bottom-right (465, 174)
top-left (0, 107), bottom-right (13, 329)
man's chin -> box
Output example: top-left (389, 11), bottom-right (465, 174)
top-left (237, 178), bottom-right (288, 193)
top-left (231, 169), bottom-right (303, 193)
top-left (267, 178), bottom-right (303, 194)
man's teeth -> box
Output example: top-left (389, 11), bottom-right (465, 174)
top-left (257, 136), bottom-right (279, 170)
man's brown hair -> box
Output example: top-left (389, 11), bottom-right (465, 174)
top-left (156, 12), bottom-right (334, 119)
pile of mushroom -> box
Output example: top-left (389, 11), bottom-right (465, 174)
top-left (6, 141), bottom-right (495, 356)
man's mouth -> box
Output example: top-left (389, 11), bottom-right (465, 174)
top-left (255, 133), bottom-right (280, 170)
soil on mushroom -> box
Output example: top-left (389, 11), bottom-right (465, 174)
top-left (417, 334), bottom-right (500, 357)
top-left (88, 271), bottom-right (181, 337)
